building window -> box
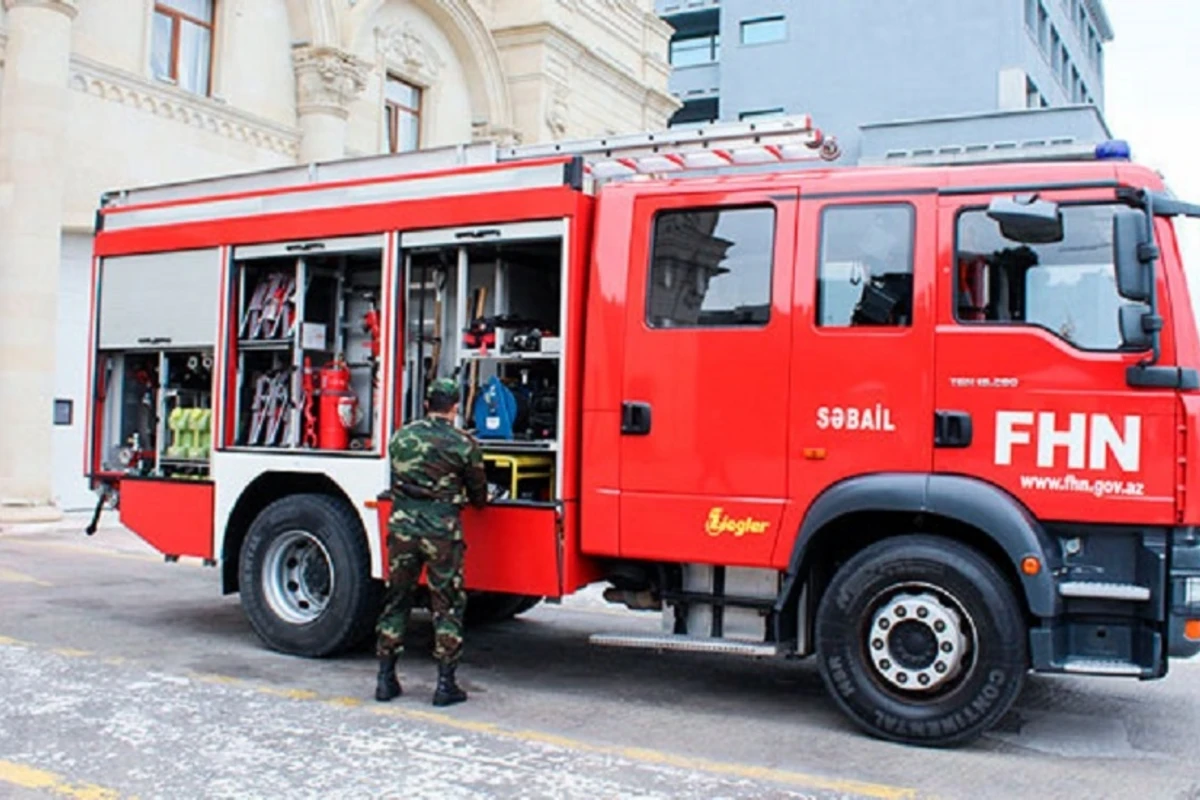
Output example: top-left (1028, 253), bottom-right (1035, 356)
top-left (739, 108), bottom-right (785, 121)
top-left (817, 204), bottom-right (915, 328)
top-left (151, 0), bottom-right (215, 95)
top-left (955, 204), bottom-right (1126, 351)
top-left (1025, 77), bottom-right (1044, 109)
top-left (646, 206), bottom-right (776, 328)
top-left (385, 75), bottom-right (421, 153)
top-left (670, 34), bottom-right (720, 67)
top-left (1037, 2), bottom-right (1049, 52)
top-left (740, 15), bottom-right (786, 46)
top-left (1026, 0), bottom-right (1037, 32)
top-left (1051, 27), bottom-right (1062, 72)
top-left (669, 97), bottom-right (719, 127)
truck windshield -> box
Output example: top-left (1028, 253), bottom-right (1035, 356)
top-left (1177, 214), bottom-right (1200, 318)
top-left (955, 204), bottom-right (1124, 350)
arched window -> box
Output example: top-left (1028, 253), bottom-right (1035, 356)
top-left (151, 0), bottom-right (215, 96)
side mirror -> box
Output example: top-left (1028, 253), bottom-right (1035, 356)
top-left (1113, 208), bottom-right (1154, 302)
top-left (1118, 303), bottom-right (1155, 351)
top-left (986, 196), bottom-right (1063, 244)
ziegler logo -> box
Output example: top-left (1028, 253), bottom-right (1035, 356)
top-left (994, 411), bottom-right (1141, 472)
top-left (705, 507), bottom-right (771, 538)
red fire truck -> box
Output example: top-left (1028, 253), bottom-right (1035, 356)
top-left (84, 115), bottom-right (1200, 746)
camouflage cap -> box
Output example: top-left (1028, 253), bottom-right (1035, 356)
top-left (426, 377), bottom-right (459, 399)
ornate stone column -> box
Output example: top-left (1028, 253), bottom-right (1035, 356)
top-left (0, 0), bottom-right (79, 523)
top-left (292, 45), bottom-right (370, 163)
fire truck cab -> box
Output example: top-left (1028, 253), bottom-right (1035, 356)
top-left (85, 116), bottom-right (1200, 746)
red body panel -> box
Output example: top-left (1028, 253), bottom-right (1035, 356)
top-left (118, 478), bottom-right (215, 560)
top-left (772, 191), bottom-right (939, 565)
top-left (375, 498), bottom-right (566, 596)
top-left (616, 188), bottom-right (797, 567)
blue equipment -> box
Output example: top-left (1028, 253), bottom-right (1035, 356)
top-left (474, 375), bottom-right (517, 439)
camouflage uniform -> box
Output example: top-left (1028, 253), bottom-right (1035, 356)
top-left (375, 384), bottom-right (488, 669)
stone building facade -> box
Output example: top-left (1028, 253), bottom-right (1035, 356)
top-left (0, 0), bottom-right (678, 520)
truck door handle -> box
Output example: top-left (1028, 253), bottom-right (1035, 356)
top-left (934, 410), bottom-right (972, 448)
top-left (621, 401), bottom-right (652, 435)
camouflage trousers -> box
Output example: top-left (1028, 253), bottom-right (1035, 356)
top-left (375, 531), bottom-right (467, 666)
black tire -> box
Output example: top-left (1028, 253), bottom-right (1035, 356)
top-left (464, 591), bottom-right (543, 626)
top-left (238, 493), bottom-right (379, 658)
top-left (814, 534), bottom-right (1027, 747)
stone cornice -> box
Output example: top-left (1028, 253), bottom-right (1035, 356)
top-left (493, 23), bottom-right (676, 111)
top-left (67, 55), bottom-right (301, 158)
top-left (552, 0), bottom-right (647, 53)
top-left (2, 0), bottom-right (78, 18)
top-left (293, 44), bottom-right (371, 119)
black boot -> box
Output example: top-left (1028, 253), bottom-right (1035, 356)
top-left (375, 654), bottom-right (401, 702)
top-left (432, 663), bottom-right (467, 707)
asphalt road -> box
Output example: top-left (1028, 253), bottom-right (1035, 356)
top-left (2, 515), bottom-right (1200, 800)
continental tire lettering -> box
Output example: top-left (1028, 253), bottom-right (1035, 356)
top-left (867, 668), bottom-right (1008, 741)
top-left (826, 655), bottom-right (856, 697)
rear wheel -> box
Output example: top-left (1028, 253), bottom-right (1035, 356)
top-left (465, 591), bottom-right (543, 626)
top-left (239, 493), bottom-right (379, 657)
top-left (814, 534), bottom-right (1027, 747)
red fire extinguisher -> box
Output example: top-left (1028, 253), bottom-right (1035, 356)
top-left (318, 356), bottom-right (357, 450)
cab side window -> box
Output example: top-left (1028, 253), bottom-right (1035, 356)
top-left (817, 203), bottom-right (915, 327)
top-left (646, 205), bottom-right (776, 328)
top-left (955, 203), bottom-right (1124, 350)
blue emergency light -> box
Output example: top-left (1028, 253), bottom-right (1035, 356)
top-left (1095, 139), bottom-right (1132, 161)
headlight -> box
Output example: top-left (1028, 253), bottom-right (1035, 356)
top-left (1185, 577), bottom-right (1200, 606)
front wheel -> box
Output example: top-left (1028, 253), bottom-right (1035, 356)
top-left (239, 493), bottom-right (379, 657)
top-left (814, 535), bottom-right (1027, 747)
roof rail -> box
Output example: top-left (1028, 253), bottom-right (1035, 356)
top-left (500, 114), bottom-right (842, 181)
top-left (858, 136), bottom-right (1130, 168)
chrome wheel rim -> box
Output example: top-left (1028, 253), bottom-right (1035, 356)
top-left (261, 530), bottom-right (334, 624)
top-left (864, 582), bottom-right (974, 694)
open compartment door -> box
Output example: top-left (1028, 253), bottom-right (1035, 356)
top-left (374, 496), bottom-right (562, 596)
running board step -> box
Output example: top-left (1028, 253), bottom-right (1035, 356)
top-left (1058, 581), bottom-right (1151, 601)
top-left (1061, 658), bottom-right (1148, 676)
top-left (589, 633), bottom-right (780, 657)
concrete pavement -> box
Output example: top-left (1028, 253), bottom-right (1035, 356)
top-left (2, 515), bottom-right (1200, 799)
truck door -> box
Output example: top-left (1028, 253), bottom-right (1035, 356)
top-left (618, 189), bottom-right (797, 564)
top-left (783, 194), bottom-right (937, 546)
top-left (934, 192), bottom-right (1177, 525)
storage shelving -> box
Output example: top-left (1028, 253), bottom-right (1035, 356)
top-left (230, 235), bottom-right (384, 454)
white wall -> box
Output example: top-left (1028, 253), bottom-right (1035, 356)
top-left (54, 233), bottom-right (97, 512)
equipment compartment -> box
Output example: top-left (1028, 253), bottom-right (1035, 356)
top-left (230, 236), bottom-right (384, 454)
top-left (400, 220), bottom-right (567, 504)
top-left (93, 347), bottom-right (214, 480)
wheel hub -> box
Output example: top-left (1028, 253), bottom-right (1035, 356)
top-left (867, 591), bottom-right (968, 692)
top-left (261, 530), bottom-right (334, 624)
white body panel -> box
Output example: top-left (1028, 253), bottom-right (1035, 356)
top-left (211, 451), bottom-right (391, 579)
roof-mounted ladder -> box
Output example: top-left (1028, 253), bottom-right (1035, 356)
top-left (100, 115), bottom-right (841, 213)
top-left (500, 114), bottom-right (841, 181)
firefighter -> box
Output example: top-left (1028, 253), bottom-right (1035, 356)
top-left (375, 377), bottom-right (488, 706)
